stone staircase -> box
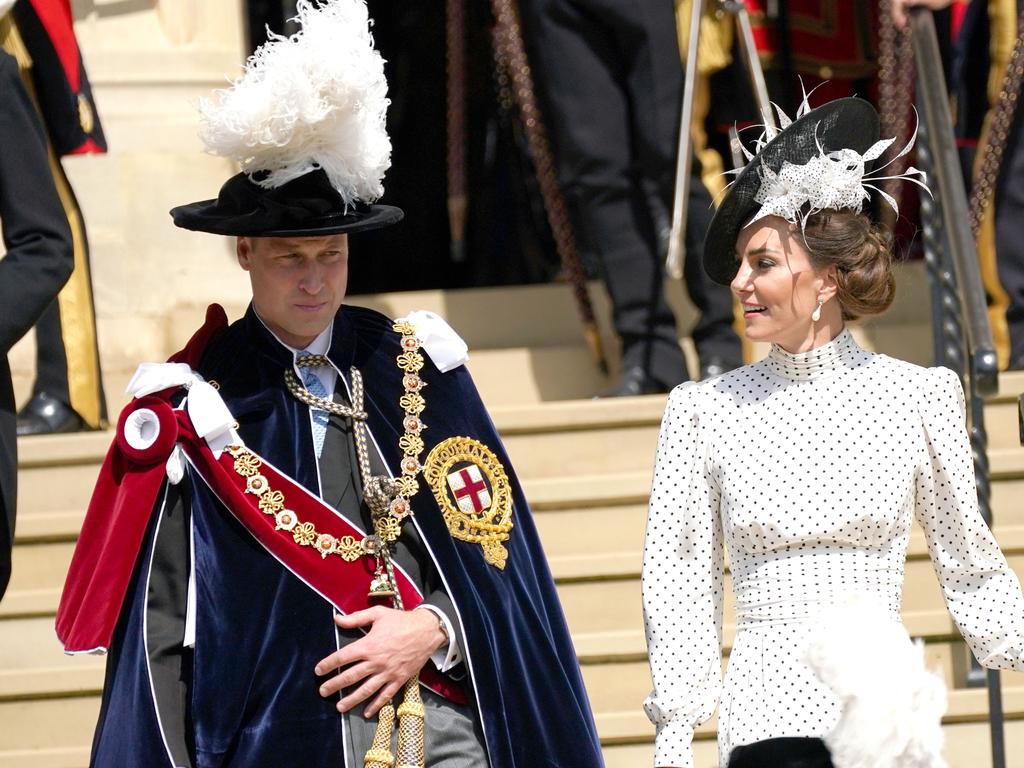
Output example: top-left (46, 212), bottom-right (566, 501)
top-left (4, 265), bottom-right (1024, 767)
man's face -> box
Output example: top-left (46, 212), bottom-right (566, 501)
top-left (237, 234), bottom-right (350, 349)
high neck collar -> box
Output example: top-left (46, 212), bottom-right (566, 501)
top-left (242, 304), bottom-right (356, 371)
top-left (765, 328), bottom-right (865, 381)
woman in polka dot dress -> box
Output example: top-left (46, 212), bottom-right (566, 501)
top-left (641, 96), bottom-right (1024, 768)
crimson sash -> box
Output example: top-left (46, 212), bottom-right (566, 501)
top-left (56, 393), bottom-right (465, 704)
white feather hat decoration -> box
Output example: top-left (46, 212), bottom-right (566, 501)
top-left (198, 0), bottom-right (391, 208)
top-left (806, 595), bottom-right (947, 768)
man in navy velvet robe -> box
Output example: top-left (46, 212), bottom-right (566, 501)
top-left (56, 2), bottom-right (604, 765)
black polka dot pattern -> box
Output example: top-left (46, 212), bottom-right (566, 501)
top-left (641, 328), bottom-right (1024, 767)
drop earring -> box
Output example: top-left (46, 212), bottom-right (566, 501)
top-left (811, 298), bottom-right (824, 322)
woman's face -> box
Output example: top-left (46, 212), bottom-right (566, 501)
top-left (730, 216), bottom-right (836, 352)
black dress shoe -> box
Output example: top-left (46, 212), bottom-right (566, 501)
top-left (16, 392), bottom-right (85, 436)
top-left (595, 367), bottom-right (671, 398)
top-left (699, 356), bottom-right (742, 380)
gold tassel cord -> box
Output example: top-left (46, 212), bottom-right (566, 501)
top-left (395, 678), bottom-right (427, 768)
top-left (364, 703), bottom-right (397, 768)
top-left (490, 0), bottom-right (608, 374)
top-left (0, 15), bottom-right (32, 70)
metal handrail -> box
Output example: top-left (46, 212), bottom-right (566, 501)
top-left (908, 9), bottom-right (1004, 768)
top-left (910, 9), bottom-right (1000, 396)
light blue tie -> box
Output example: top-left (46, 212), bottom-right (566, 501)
top-left (300, 366), bottom-right (330, 459)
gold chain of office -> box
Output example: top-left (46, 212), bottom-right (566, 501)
top-left (281, 322), bottom-right (428, 549)
top-left (224, 322), bottom-right (427, 571)
top-left (284, 321), bottom-right (430, 768)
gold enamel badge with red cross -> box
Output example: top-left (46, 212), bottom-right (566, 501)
top-left (423, 437), bottom-right (513, 569)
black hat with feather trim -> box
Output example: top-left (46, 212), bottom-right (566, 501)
top-left (170, 0), bottom-right (402, 237)
top-left (703, 95), bottom-right (926, 286)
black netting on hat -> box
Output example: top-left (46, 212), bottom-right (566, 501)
top-left (703, 98), bottom-right (881, 285)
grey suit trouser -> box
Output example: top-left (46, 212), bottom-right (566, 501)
top-left (343, 687), bottom-right (487, 767)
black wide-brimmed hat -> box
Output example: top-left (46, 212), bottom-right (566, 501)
top-left (703, 98), bottom-right (881, 285)
top-left (172, 0), bottom-right (403, 239)
top-left (170, 168), bottom-right (403, 237)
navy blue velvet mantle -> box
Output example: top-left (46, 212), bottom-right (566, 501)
top-left (93, 304), bottom-right (605, 768)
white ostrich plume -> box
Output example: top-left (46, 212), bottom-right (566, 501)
top-left (806, 595), bottom-right (947, 768)
top-left (198, 0), bottom-right (391, 207)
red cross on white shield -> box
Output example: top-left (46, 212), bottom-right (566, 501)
top-left (446, 464), bottom-right (492, 515)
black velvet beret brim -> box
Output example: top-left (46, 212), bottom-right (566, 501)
top-left (169, 170), bottom-right (404, 237)
top-left (170, 199), bottom-right (403, 236)
top-left (703, 98), bottom-right (881, 286)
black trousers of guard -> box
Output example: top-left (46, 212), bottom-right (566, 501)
top-left (32, 298), bottom-right (70, 404)
top-left (727, 737), bottom-right (834, 768)
top-left (996, 103), bottom-right (1024, 367)
top-left (521, 0), bottom-right (739, 387)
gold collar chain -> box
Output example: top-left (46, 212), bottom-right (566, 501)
top-left (284, 325), bottom-right (430, 768)
top-left (285, 323), bottom-right (427, 558)
top-left (285, 355), bottom-right (367, 421)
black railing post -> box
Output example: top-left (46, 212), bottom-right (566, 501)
top-left (915, 116), bottom-right (965, 379)
top-left (909, 9), bottom-right (1004, 768)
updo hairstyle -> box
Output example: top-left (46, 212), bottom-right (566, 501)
top-left (798, 209), bottom-right (895, 322)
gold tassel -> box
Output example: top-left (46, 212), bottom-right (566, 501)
top-left (363, 703), bottom-right (397, 768)
top-left (361, 677), bottom-right (426, 768)
top-left (395, 677), bottom-right (426, 768)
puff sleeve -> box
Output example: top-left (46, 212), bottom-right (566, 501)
top-left (915, 366), bottom-right (1024, 671)
top-left (641, 382), bottom-right (724, 767)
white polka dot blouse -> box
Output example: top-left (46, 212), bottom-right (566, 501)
top-left (641, 328), bottom-right (1024, 767)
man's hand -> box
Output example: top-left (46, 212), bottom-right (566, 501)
top-left (891, 0), bottom-right (955, 29)
top-left (314, 606), bottom-right (447, 717)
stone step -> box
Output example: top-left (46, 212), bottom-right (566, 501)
top-left (15, 390), bottom-right (1024, 530)
top-left (982, 370), bottom-right (1024, 452)
top-left (2, 680), bottom-right (1019, 768)
top-left (0, 609), bottom-right (992, 720)
top-left (13, 396), bottom-right (670, 521)
top-left (468, 345), bottom-right (610, 406)
top-left (0, 652), bottom-right (1018, 759)
top-left (0, 698), bottom-right (99, 764)
top-left (599, 688), bottom-right (1024, 768)
top-left (8, 449), bottom-right (1024, 616)
top-left (557, 548), bottom-right (1024, 638)
top-left (14, 261), bottom-right (938, 413)
top-left (8, 495), bottom-right (1024, 620)
top-left (0, 601), bottom-right (988, 706)
top-left (595, 685), bottom-right (1024, 742)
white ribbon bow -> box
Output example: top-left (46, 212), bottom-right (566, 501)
top-left (399, 310), bottom-right (469, 373)
top-left (124, 362), bottom-right (242, 482)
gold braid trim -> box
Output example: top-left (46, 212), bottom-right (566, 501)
top-left (0, 15), bottom-right (32, 70)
